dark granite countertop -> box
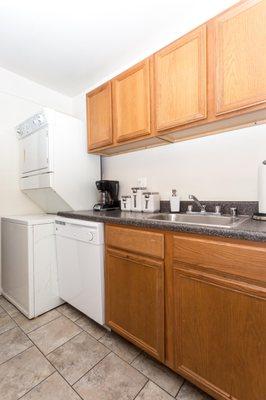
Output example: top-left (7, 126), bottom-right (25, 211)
top-left (57, 209), bottom-right (266, 242)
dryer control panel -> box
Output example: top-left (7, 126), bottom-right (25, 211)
top-left (17, 112), bottom-right (48, 138)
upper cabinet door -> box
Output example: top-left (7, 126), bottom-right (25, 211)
top-left (155, 25), bottom-right (207, 132)
top-left (86, 82), bottom-right (113, 150)
top-left (215, 0), bottom-right (266, 115)
top-left (112, 59), bottom-right (152, 143)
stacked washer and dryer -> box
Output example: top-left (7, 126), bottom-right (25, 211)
top-left (1, 108), bottom-right (105, 324)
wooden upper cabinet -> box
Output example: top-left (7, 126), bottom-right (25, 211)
top-left (86, 82), bottom-right (113, 150)
top-left (155, 25), bottom-right (207, 132)
top-left (215, 0), bottom-right (266, 115)
top-left (86, 0), bottom-right (266, 155)
top-left (112, 59), bottom-right (152, 142)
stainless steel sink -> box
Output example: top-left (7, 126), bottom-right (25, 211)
top-left (147, 213), bottom-right (250, 228)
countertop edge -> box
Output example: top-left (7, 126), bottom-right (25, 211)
top-left (57, 211), bottom-right (266, 243)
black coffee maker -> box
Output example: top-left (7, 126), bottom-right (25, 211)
top-left (93, 180), bottom-right (120, 211)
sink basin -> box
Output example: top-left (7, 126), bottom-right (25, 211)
top-left (147, 213), bottom-right (250, 228)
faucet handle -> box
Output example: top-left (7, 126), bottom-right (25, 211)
top-left (230, 207), bottom-right (237, 217)
top-left (200, 204), bottom-right (207, 213)
top-left (187, 204), bottom-right (193, 213)
top-left (214, 205), bottom-right (221, 215)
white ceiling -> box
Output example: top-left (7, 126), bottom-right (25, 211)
top-left (0, 0), bottom-right (238, 97)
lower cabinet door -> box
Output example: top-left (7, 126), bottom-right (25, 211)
top-left (105, 248), bottom-right (164, 360)
top-left (173, 266), bottom-right (266, 400)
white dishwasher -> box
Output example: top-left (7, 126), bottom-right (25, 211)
top-left (55, 217), bottom-right (105, 325)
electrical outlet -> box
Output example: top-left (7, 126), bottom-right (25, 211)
top-left (137, 177), bottom-right (147, 188)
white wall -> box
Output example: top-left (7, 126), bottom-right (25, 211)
top-left (0, 93), bottom-right (42, 216)
top-left (0, 68), bottom-right (74, 291)
top-left (102, 124), bottom-right (266, 201)
top-left (0, 67), bottom-right (73, 114)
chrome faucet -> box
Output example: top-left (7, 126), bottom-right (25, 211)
top-left (188, 195), bottom-right (206, 213)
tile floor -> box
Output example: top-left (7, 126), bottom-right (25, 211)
top-left (0, 296), bottom-right (213, 400)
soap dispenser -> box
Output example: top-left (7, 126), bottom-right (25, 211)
top-left (170, 189), bottom-right (180, 213)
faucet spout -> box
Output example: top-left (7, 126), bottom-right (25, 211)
top-left (188, 195), bottom-right (206, 213)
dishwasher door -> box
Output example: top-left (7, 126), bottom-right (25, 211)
top-left (55, 218), bottom-right (105, 325)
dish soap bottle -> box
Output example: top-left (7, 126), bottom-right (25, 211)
top-left (170, 189), bottom-right (180, 213)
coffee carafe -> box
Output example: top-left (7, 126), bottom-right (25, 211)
top-left (93, 180), bottom-right (119, 211)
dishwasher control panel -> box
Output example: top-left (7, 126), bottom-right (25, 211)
top-left (55, 218), bottom-right (104, 245)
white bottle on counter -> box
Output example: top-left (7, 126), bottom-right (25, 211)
top-left (170, 189), bottom-right (180, 213)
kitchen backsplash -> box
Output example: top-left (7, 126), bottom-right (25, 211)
top-left (160, 201), bottom-right (258, 216)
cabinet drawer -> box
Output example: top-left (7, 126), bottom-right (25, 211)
top-left (106, 225), bottom-right (164, 259)
top-left (173, 234), bottom-right (266, 284)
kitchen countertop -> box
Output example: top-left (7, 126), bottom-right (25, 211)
top-left (57, 210), bottom-right (266, 242)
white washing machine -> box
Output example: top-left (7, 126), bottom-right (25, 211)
top-left (1, 214), bottom-right (63, 318)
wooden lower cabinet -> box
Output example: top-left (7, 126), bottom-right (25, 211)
top-left (169, 233), bottom-right (266, 400)
top-left (105, 247), bottom-right (164, 361)
top-left (105, 225), bottom-right (266, 400)
top-left (172, 265), bottom-right (266, 400)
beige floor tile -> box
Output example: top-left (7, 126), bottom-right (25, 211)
top-left (99, 331), bottom-right (141, 363)
top-left (0, 312), bottom-right (16, 334)
top-left (176, 382), bottom-right (213, 399)
top-left (74, 352), bottom-right (147, 400)
top-left (28, 316), bottom-right (82, 355)
top-left (0, 327), bottom-right (32, 364)
top-left (132, 353), bottom-right (183, 397)
top-left (75, 315), bottom-right (107, 339)
top-left (13, 309), bottom-right (61, 333)
top-left (47, 331), bottom-right (110, 384)
top-left (21, 372), bottom-right (80, 400)
top-left (0, 346), bottom-right (54, 400)
top-left (57, 303), bottom-right (83, 322)
top-left (136, 381), bottom-right (174, 400)
top-left (0, 296), bottom-right (19, 317)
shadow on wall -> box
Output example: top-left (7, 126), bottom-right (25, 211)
top-left (102, 123), bottom-right (266, 201)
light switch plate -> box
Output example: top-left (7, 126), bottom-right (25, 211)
top-left (137, 177), bottom-right (147, 187)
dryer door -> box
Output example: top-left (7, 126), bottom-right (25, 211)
top-left (20, 127), bottom-right (49, 176)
